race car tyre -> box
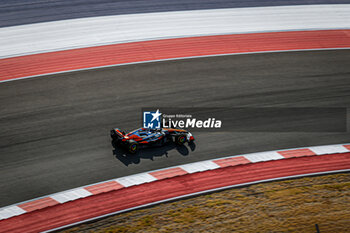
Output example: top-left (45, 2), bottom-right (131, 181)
top-left (175, 134), bottom-right (187, 145)
top-left (127, 140), bottom-right (139, 154)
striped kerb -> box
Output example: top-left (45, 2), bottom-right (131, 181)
top-left (85, 181), bottom-right (124, 195)
top-left (278, 149), bottom-right (316, 158)
top-left (18, 197), bottom-right (59, 212)
top-left (150, 167), bottom-right (188, 180)
top-left (214, 156), bottom-right (251, 168)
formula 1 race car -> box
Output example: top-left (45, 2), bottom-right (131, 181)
top-left (110, 127), bottom-right (195, 154)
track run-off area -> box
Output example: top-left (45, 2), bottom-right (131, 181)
top-left (1, 0), bottom-right (350, 231)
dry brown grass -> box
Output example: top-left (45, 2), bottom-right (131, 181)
top-left (61, 173), bottom-right (350, 233)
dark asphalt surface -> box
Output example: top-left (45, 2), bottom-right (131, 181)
top-left (0, 50), bottom-right (350, 207)
top-left (0, 0), bottom-right (347, 27)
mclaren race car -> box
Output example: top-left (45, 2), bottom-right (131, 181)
top-left (110, 127), bottom-right (195, 154)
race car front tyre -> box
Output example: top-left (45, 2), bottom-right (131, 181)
top-left (175, 134), bottom-right (187, 145)
top-left (127, 140), bottom-right (139, 154)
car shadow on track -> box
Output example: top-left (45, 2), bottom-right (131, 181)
top-left (112, 141), bottom-right (196, 166)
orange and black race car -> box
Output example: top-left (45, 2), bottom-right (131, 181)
top-left (110, 127), bottom-right (195, 154)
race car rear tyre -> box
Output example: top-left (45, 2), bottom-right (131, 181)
top-left (175, 134), bottom-right (187, 145)
top-left (127, 140), bottom-right (139, 154)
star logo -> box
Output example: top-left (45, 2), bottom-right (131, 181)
top-left (143, 109), bottom-right (162, 129)
top-left (150, 109), bottom-right (162, 122)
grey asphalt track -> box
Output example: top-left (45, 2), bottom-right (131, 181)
top-left (0, 50), bottom-right (350, 207)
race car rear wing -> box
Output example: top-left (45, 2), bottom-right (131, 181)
top-left (110, 128), bottom-right (125, 140)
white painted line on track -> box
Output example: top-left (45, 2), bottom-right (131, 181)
top-left (51, 188), bottom-right (92, 204)
top-left (115, 173), bottom-right (157, 187)
top-left (0, 206), bottom-right (26, 220)
top-left (244, 151), bottom-right (284, 162)
top-left (310, 145), bottom-right (349, 155)
top-left (180, 161), bottom-right (220, 173)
